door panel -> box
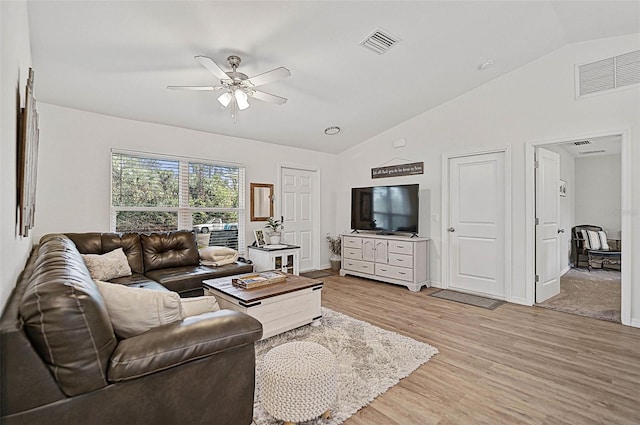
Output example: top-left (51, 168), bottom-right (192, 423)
top-left (535, 148), bottom-right (561, 303)
top-left (448, 152), bottom-right (505, 298)
top-left (281, 167), bottom-right (316, 272)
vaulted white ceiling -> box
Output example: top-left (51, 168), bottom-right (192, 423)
top-left (27, 1), bottom-right (640, 154)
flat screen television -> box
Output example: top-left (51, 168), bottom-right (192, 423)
top-left (351, 184), bottom-right (419, 235)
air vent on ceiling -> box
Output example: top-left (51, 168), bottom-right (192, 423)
top-left (577, 50), bottom-right (640, 97)
top-left (360, 28), bottom-right (400, 55)
top-left (573, 140), bottom-right (591, 146)
top-left (579, 149), bottom-right (606, 155)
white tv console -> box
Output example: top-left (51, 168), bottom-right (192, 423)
top-left (339, 233), bottom-right (430, 292)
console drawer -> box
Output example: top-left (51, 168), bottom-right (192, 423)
top-left (375, 264), bottom-right (413, 282)
top-left (388, 253), bottom-right (412, 267)
top-left (343, 236), bottom-right (362, 249)
top-left (343, 248), bottom-right (363, 260)
top-left (388, 240), bottom-right (413, 255)
top-left (342, 259), bottom-right (374, 275)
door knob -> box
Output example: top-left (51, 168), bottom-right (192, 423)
top-left (558, 228), bottom-right (565, 234)
top-left (448, 227), bottom-right (455, 232)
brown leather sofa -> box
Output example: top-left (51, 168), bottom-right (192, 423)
top-left (1, 233), bottom-right (263, 425)
top-left (65, 230), bottom-right (253, 297)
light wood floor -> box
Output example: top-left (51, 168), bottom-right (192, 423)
top-left (320, 272), bottom-right (640, 425)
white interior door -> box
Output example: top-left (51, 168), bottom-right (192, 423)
top-left (280, 167), bottom-right (316, 272)
top-left (535, 147), bottom-right (561, 303)
top-left (448, 152), bottom-right (505, 298)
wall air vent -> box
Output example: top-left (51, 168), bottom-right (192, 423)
top-left (360, 28), bottom-right (400, 55)
top-left (579, 150), bottom-right (606, 155)
top-left (573, 140), bottom-right (591, 146)
top-left (577, 50), bottom-right (640, 97)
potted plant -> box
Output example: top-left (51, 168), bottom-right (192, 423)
top-left (265, 216), bottom-right (284, 244)
top-left (326, 234), bottom-right (342, 270)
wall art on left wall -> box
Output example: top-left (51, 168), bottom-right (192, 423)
top-left (17, 68), bottom-right (40, 237)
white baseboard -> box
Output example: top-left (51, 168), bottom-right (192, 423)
top-left (507, 296), bottom-right (530, 306)
top-left (561, 265), bottom-right (571, 276)
top-left (630, 318), bottom-right (640, 328)
top-left (429, 280), bottom-right (442, 288)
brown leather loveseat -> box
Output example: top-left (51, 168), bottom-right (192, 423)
top-left (1, 233), bottom-right (263, 424)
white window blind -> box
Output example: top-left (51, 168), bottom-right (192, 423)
top-left (111, 151), bottom-right (245, 251)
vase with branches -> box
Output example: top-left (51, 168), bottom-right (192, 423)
top-left (326, 234), bottom-right (342, 270)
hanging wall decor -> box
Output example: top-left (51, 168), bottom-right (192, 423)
top-left (371, 161), bottom-right (424, 179)
top-left (17, 68), bottom-right (40, 237)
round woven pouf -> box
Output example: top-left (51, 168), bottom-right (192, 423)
top-left (261, 341), bottom-right (337, 425)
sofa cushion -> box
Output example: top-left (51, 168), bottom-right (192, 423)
top-left (145, 263), bottom-right (254, 297)
top-left (95, 280), bottom-right (184, 339)
top-left (140, 231), bottom-right (200, 272)
top-left (108, 310), bottom-right (263, 382)
top-left (20, 234), bottom-right (117, 397)
top-left (181, 296), bottom-right (220, 317)
top-left (67, 232), bottom-right (145, 274)
top-left (81, 248), bottom-right (132, 281)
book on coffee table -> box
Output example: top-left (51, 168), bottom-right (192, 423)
top-left (232, 270), bottom-right (287, 289)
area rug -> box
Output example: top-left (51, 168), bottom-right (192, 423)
top-left (430, 289), bottom-right (505, 310)
top-left (252, 308), bottom-right (438, 425)
top-left (300, 270), bottom-right (332, 279)
top-left (536, 268), bottom-right (621, 322)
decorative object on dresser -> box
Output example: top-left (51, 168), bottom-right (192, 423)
top-left (203, 273), bottom-right (322, 340)
top-left (340, 233), bottom-right (430, 291)
top-left (326, 234), bottom-right (342, 271)
top-left (248, 244), bottom-right (300, 275)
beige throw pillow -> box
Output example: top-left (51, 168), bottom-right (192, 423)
top-left (94, 280), bottom-right (184, 339)
top-left (82, 248), bottom-right (132, 281)
top-left (180, 296), bottom-right (220, 317)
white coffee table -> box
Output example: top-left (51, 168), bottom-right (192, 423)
top-left (203, 273), bottom-right (323, 340)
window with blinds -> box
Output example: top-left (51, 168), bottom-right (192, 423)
top-left (111, 151), bottom-right (245, 250)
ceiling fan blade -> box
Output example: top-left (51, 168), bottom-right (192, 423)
top-left (250, 90), bottom-right (288, 105)
top-left (167, 85), bottom-right (216, 91)
top-left (195, 55), bottom-right (230, 81)
top-left (247, 67), bottom-right (291, 87)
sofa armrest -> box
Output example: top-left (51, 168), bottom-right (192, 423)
top-left (108, 309), bottom-right (262, 382)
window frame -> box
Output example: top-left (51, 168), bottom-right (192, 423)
top-left (110, 149), bottom-right (245, 251)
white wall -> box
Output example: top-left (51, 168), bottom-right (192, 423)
top-left (544, 145), bottom-right (576, 272)
top-left (34, 103), bottom-right (339, 268)
top-left (575, 154), bottom-right (622, 238)
top-left (336, 34), bottom-right (640, 325)
top-left (1, 0), bottom-right (34, 311)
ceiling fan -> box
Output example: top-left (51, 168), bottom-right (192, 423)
top-left (168, 55), bottom-right (291, 122)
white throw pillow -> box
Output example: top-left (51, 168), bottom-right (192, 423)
top-left (180, 296), bottom-right (220, 317)
top-left (94, 280), bottom-right (184, 339)
top-left (82, 248), bottom-right (132, 281)
top-left (598, 231), bottom-right (610, 251)
top-left (581, 229), bottom-right (591, 249)
top-left (586, 230), bottom-right (602, 250)
top-left (199, 246), bottom-right (238, 260)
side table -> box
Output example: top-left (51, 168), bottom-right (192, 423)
top-left (248, 244), bottom-right (300, 275)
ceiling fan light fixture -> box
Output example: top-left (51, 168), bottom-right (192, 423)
top-left (217, 92), bottom-right (233, 107)
top-left (235, 89), bottom-right (250, 110)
